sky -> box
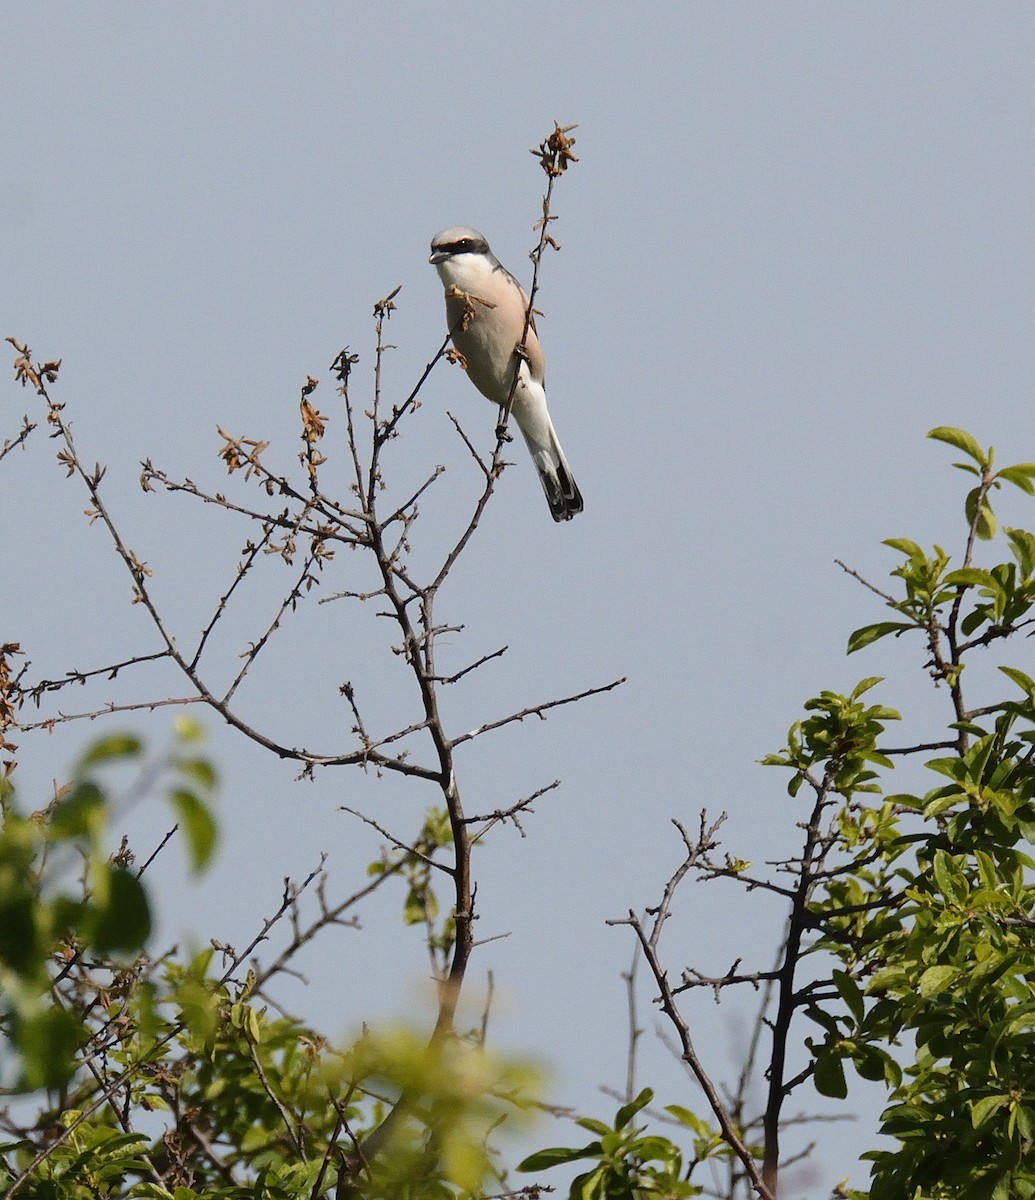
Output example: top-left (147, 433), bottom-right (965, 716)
top-left (5, 5), bottom-right (1035, 1197)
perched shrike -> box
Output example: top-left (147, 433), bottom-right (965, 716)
top-left (429, 227), bottom-right (584, 522)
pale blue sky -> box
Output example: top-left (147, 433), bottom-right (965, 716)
top-left (6, 6), bottom-right (1035, 1195)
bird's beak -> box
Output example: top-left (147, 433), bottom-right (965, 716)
top-left (429, 250), bottom-right (447, 265)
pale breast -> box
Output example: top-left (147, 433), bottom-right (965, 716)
top-left (444, 269), bottom-right (546, 402)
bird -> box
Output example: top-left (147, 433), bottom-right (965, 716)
top-left (429, 226), bottom-right (584, 522)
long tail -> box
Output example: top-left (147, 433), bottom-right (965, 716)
top-left (519, 424), bottom-right (584, 522)
top-left (511, 378), bottom-right (584, 522)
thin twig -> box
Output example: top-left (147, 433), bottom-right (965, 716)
top-left (453, 677), bottom-right (626, 746)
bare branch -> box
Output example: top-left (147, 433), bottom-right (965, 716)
top-left (432, 644), bottom-right (509, 685)
top-left (834, 559), bottom-right (903, 608)
top-left (453, 677), bottom-right (626, 747)
top-left (621, 905), bottom-right (772, 1200)
top-left (0, 413), bottom-right (37, 462)
top-left (466, 780), bottom-right (560, 841)
top-left (339, 806), bottom-right (452, 875)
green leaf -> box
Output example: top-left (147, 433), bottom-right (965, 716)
top-left (877, 1048), bottom-right (903, 1089)
top-left (923, 791), bottom-right (965, 818)
top-left (402, 884), bottom-right (436, 925)
top-left (976, 507), bottom-right (997, 542)
top-left (804, 1006), bottom-right (841, 1036)
top-left (50, 781), bottom-right (106, 841)
top-left (244, 1005), bottom-right (261, 1044)
top-left (932, 850), bottom-right (968, 903)
top-left (574, 1165), bottom-right (606, 1200)
top-left (847, 623), bottom-right (916, 654)
top-left (966, 486), bottom-right (997, 541)
top-left (575, 1118), bottom-right (611, 1136)
top-left (664, 1104), bottom-right (712, 1137)
top-left (628, 1134), bottom-right (682, 1164)
top-left (926, 756), bottom-right (967, 782)
top-left (965, 733), bottom-right (998, 786)
top-left (998, 464), bottom-right (1035, 494)
top-left (517, 1144), bottom-right (602, 1172)
top-left (832, 969), bottom-right (865, 1024)
top-left (615, 1086), bottom-right (652, 1129)
top-left (942, 567), bottom-right (998, 589)
top-left (951, 461), bottom-right (982, 478)
top-left (975, 849), bottom-right (999, 892)
top-left (918, 964), bottom-right (959, 997)
top-left (999, 666), bottom-right (1035, 699)
top-left (850, 676), bottom-right (885, 698)
top-left (852, 1043), bottom-right (888, 1082)
top-left (971, 1094), bottom-right (1009, 1129)
top-left (936, 859), bottom-right (970, 902)
top-left (883, 537), bottom-right (925, 558)
top-left (1014, 1105), bottom-right (1035, 1141)
top-left (813, 1049), bottom-right (848, 1099)
top-left (169, 788), bottom-right (217, 873)
top-left (176, 757), bottom-right (218, 791)
top-left (928, 426), bottom-right (987, 465)
top-left (868, 705), bottom-right (901, 722)
top-left (0, 896), bottom-right (40, 975)
top-left (1006, 527), bottom-right (1035, 578)
top-left (173, 715), bottom-right (206, 743)
top-left (81, 732), bottom-right (144, 765)
top-left (866, 965), bottom-right (910, 994)
top-left (175, 975), bottom-right (220, 1050)
top-left (960, 607), bottom-right (991, 637)
top-left (886, 791), bottom-right (923, 809)
top-left (134, 980), bottom-right (160, 1043)
top-left (90, 867), bottom-right (152, 954)
top-left (18, 1006), bottom-right (82, 1090)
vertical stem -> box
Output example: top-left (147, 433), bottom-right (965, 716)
top-left (761, 777), bottom-right (834, 1194)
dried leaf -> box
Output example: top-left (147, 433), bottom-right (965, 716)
top-left (300, 396), bottom-right (327, 442)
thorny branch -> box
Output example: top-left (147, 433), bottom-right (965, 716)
top-left (609, 713), bottom-right (901, 1199)
top-left (609, 814), bottom-right (774, 1200)
top-left (498, 122), bottom-right (578, 439)
top-left (4, 862), bottom-right (327, 1196)
top-left (0, 412), bottom-right (36, 463)
top-left (3, 123), bottom-right (614, 1195)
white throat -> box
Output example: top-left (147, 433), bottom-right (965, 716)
top-left (434, 252), bottom-right (497, 292)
